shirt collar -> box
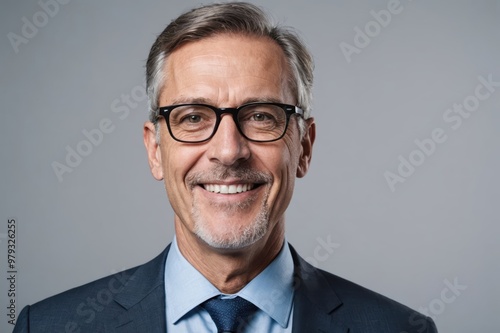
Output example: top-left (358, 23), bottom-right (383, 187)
top-left (237, 240), bottom-right (295, 327)
top-left (165, 237), bottom-right (295, 328)
top-left (165, 237), bottom-right (220, 324)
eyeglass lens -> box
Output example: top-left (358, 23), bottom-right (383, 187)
top-left (168, 104), bottom-right (288, 142)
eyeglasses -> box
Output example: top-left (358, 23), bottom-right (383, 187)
top-left (156, 102), bottom-right (304, 143)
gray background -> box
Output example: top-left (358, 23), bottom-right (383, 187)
top-left (1, 0), bottom-right (499, 332)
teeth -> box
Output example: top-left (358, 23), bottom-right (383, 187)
top-left (204, 183), bottom-right (254, 194)
top-left (221, 185), bottom-right (229, 194)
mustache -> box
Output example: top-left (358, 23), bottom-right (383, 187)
top-left (186, 164), bottom-right (272, 187)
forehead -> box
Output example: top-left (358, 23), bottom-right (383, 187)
top-left (161, 34), bottom-right (292, 105)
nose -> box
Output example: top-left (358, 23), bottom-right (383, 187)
top-left (206, 114), bottom-right (251, 166)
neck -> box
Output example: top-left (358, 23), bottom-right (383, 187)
top-left (175, 218), bottom-right (284, 294)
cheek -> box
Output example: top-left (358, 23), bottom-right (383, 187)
top-left (276, 138), bottom-right (303, 195)
top-left (259, 143), bottom-right (299, 195)
top-left (265, 149), bottom-right (297, 222)
top-left (161, 145), bottom-right (205, 221)
top-left (161, 144), bottom-right (202, 193)
top-left (281, 135), bottom-right (302, 175)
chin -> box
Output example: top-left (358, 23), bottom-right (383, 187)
top-left (193, 209), bottom-right (270, 250)
top-left (190, 185), bottom-right (272, 250)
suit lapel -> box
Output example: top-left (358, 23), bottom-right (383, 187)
top-left (102, 243), bottom-right (350, 332)
top-left (289, 245), bottom-right (350, 333)
top-left (111, 245), bottom-right (171, 333)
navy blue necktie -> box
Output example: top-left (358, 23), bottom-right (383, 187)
top-left (201, 296), bottom-right (258, 333)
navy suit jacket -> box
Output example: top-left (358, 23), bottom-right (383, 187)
top-left (13, 244), bottom-right (437, 332)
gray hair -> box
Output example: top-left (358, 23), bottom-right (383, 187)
top-left (146, 2), bottom-right (314, 138)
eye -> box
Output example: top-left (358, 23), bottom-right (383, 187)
top-left (250, 113), bottom-right (273, 122)
top-left (169, 105), bottom-right (215, 128)
top-left (182, 114), bottom-right (203, 123)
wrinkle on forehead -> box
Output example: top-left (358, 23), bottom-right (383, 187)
top-left (171, 52), bottom-right (284, 80)
top-left (160, 34), bottom-right (292, 106)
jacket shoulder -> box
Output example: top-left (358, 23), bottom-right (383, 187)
top-left (321, 268), bottom-right (436, 331)
top-left (290, 245), bottom-right (438, 332)
top-left (13, 246), bottom-right (169, 332)
top-left (16, 265), bottom-right (140, 332)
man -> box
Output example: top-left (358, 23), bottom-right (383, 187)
top-left (14, 2), bottom-right (437, 332)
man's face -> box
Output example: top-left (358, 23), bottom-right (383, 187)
top-left (144, 34), bottom-right (314, 250)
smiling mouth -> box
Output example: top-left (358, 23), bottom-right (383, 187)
top-left (202, 183), bottom-right (258, 194)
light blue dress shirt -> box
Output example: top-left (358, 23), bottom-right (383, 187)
top-left (165, 237), bottom-right (294, 332)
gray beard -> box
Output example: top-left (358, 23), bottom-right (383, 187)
top-left (191, 193), bottom-right (270, 249)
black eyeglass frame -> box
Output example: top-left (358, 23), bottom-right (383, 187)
top-left (156, 102), bottom-right (304, 143)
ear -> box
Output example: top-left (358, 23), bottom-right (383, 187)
top-left (143, 121), bottom-right (164, 181)
top-left (296, 117), bottom-right (316, 178)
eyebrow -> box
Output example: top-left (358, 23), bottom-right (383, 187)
top-left (168, 96), bottom-right (286, 107)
